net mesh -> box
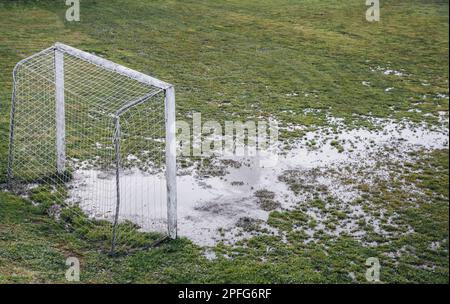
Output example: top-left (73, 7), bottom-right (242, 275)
top-left (8, 46), bottom-right (169, 254)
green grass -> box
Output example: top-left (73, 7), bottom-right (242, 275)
top-left (0, 0), bottom-right (448, 283)
top-left (0, 149), bottom-right (447, 283)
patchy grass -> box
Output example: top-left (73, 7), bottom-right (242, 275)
top-left (1, 0), bottom-right (449, 179)
top-left (255, 189), bottom-right (281, 211)
top-left (0, 0), bottom-right (448, 283)
top-left (0, 148), bottom-right (448, 283)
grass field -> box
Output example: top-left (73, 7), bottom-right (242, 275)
top-left (0, 0), bottom-right (448, 283)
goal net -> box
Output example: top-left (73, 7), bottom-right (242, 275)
top-left (7, 43), bottom-right (177, 254)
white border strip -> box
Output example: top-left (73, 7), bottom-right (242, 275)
top-left (54, 42), bottom-right (172, 90)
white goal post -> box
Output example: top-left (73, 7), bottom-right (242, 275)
top-left (7, 43), bottom-right (177, 252)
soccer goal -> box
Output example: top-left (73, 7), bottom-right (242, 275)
top-left (7, 43), bottom-right (177, 253)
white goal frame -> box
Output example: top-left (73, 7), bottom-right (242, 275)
top-left (7, 43), bottom-right (177, 243)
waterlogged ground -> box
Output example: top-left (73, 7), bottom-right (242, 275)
top-left (0, 0), bottom-right (448, 283)
top-left (69, 113), bottom-right (449, 249)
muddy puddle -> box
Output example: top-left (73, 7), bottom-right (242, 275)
top-left (68, 116), bottom-right (449, 247)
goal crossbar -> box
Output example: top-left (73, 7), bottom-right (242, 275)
top-left (54, 43), bottom-right (172, 90)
